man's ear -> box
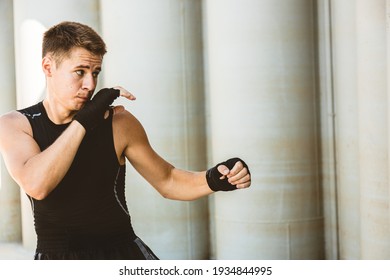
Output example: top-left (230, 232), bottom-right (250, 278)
top-left (42, 56), bottom-right (54, 77)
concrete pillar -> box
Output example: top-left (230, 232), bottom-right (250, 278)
top-left (388, 0), bottom-right (390, 237)
top-left (100, 0), bottom-right (208, 259)
top-left (356, 0), bottom-right (390, 259)
top-left (13, 0), bottom-right (100, 250)
top-left (0, 0), bottom-right (21, 243)
top-left (331, 0), bottom-right (360, 259)
top-left (204, 0), bottom-right (324, 259)
top-left (316, 0), bottom-right (338, 260)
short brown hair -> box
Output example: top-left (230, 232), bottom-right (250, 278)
top-left (42, 21), bottom-right (107, 65)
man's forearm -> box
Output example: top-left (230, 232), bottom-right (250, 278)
top-left (160, 169), bottom-right (213, 201)
top-left (19, 121), bottom-right (86, 200)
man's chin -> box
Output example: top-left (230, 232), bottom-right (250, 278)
top-left (73, 103), bottom-right (85, 111)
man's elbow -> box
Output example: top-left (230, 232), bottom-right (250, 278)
top-left (158, 187), bottom-right (197, 201)
top-left (19, 179), bottom-right (50, 201)
top-left (30, 191), bottom-right (49, 201)
top-left (159, 188), bottom-right (173, 200)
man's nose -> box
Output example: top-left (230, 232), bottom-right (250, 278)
top-left (82, 74), bottom-right (96, 90)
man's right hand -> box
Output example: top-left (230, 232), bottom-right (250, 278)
top-left (73, 88), bottom-right (120, 131)
top-left (106, 86), bottom-right (137, 118)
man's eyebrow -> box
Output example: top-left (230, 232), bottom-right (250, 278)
top-left (75, 65), bottom-right (101, 71)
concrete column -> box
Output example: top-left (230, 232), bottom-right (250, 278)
top-left (204, 0), bottom-right (323, 259)
top-left (316, 0), bottom-right (338, 260)
top-left (356, 0), bottom-right (390, 259)
top-left (0, 0), bottom-right (21, 243)
top-left (13, 0), bottom-right (100, 250)
top-left (388, 0), bottom-right (390, 237)
top-left (100, 0), bottom-right (208, 259)
top-left (331, 0), bottom-right (360, 259)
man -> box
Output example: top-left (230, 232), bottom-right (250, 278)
top-left (0, 21), bottom-right (251, 260)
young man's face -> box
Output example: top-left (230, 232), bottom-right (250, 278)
top-left (45, 47), bottom-right (103, 112)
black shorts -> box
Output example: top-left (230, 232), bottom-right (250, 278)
top-left (34, 237), bottom-right (158, 260)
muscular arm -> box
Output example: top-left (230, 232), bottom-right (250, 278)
top-left (115, 110), bottom-right (213, 201)
top-left (0, 112), bottom-right (85, 200)
top-left (0, 88), bottom-right (132, 200)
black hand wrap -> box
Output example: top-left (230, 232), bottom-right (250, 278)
top-left (74, 88), bottom-right (120, 131)
top-left (206, 157), bottom-right (250, 192)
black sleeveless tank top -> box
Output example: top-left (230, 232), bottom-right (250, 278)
top-left (18, 102), bottom-right (138, 256)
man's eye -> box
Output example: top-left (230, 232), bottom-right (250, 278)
top-left (92, 72), bottom-right (100, 78)
top-left (76, 70), bottom-right (84, 76)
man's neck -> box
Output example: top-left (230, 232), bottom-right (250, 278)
top-left (42, 97), bottom-right (75, 125)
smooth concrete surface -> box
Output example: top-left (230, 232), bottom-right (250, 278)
top-left (316, 0), bottom-right (338, 260)
top-left (331, 0), bottom-right (361, 259)
top-left (0, 242), bottom-right (34, 260)
top-left (356, 0), bottom-right (390, 259)
top-left (204, 0), bottom-right (324, 259)
top-left (0, 0), bottom-right (22, 244)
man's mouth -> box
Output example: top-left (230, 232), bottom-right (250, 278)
top-left (76, 95), bottom-right (91, 102)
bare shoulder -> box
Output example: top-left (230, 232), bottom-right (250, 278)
top-left (112, 109), bottom-right (137, 124)
top-left (113, 109), bottom-right (147, 136)
top-left (112, 109), bottom-right (150, 160)
top-left (0, 110), bottom-right (31, 138)
top-left (0, 110), bottom-right (36, 163)
top-left (0, 110), bottom-right (24, 123)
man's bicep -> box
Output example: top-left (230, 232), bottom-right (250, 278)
top-left (0, 113), bottom-right (41, 183)
top-left (122, 117), bottom-right (173, 191)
